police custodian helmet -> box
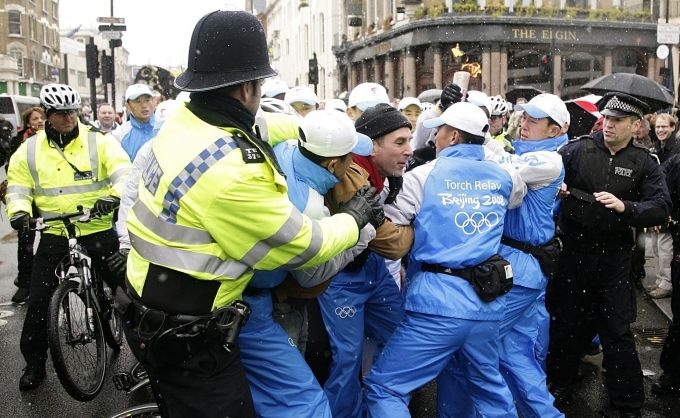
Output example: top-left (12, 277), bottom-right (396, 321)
top-left (175, 10), bottom-right (277, 92)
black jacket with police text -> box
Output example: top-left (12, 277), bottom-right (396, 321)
top-left (559, 131), bottom-right (670, 245)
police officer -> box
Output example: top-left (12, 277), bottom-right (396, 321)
top-left (121, 11), bottom-right (383, 418)
top-left (5, 83), bottom-right (130, 391)
top-left (547, 92), bottom-right (671, 418)
top-left (650, 150), bottom-right (680, 394)
top-left (363, 102), bottom-right (527, 418)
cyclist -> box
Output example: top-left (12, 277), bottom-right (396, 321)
top-left (5, 83), bottom-right (131, 391)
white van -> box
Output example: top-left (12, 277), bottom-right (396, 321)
top-left (0, 94), bottom-right (41, 136)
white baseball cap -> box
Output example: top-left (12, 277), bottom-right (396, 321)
top-left (325, 98), bottom-right (347, 113)
top-left (398, 96), bottom-right (422, 111)
top-left (299, 110), bottom-right (373, 157)
top-left (515, 93), bottom-right (570, 129)
top-left (466, 90), bottom-right (493, 117)
top-left (125, 84), bottom-right (155, 101)
top-left (284, 85), bottom-right (319, 106)
top-left (348, 82), bottom-right (390, 111)
top-left (262, 78), bottom-right (289, 98)
top-left (423, 102), bottom-right (490, 137)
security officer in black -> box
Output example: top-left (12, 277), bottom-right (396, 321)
top-left (547, 92), bottom-right (671, 418)
top-left (651, 151), bottom-right (680, 394)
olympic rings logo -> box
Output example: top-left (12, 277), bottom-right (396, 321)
top-left (454, 211), bottom-right (500, 235)
top-left (335, 306), bottom-right (357, 318)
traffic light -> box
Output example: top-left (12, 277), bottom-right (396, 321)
top-left (101, 52), bottom-right (113, 84)
top-left (308, 54), bottom-right (319, 85)
top-left (539, 54), bottom-right (552, 79)
top-left (86, 43), bottom-right (100, 79)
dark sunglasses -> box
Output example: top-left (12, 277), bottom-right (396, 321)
top-left (53, 109), bottom-right (77, 116)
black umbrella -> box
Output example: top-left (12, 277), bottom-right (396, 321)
top-left (564, 95), bottom-right (601, 138)
top-left (506, 86), bottom-right (544, 104)
top-left (418, 89), bottom-right (443, 104)
top-left (581, 73), bottom-right (673, 112)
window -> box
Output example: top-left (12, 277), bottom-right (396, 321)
top-left (9, 48), bottom-right (24, 77)
top-left (53, 1), bottom-right (58, 19)
top-left (320, 13), bottom-right (325, 53)
top-left (8, 11), bottom-right (22, 35)
top-left (29, 17), bottom-right (36, 40)
top-left (42, 0), bottom-right (48, 12)
top-left (78, 71), bottom-right (86, 87)
top-left (43, 25), bottom-right (49, 45)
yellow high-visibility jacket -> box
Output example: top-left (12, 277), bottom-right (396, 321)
top-left (5, 123), bottom-right (131, 236)
top-left (126, 104), bottom-right (359, 312)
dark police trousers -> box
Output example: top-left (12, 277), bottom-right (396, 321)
top-left (546, 242), bottom-right (644, 409)
top-left (20, 229), bottom-right (120, 365)
top-left (16, 227), bottom-right (35, 288)
top-left (659, 241), bottom-right (680, 378)
top-left (122, 291), bottom-right (255, 418)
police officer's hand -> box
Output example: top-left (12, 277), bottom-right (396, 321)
top-left (106, 248), bottom-right (130, 277)
top-left (594, 191), bottom-right (625, 213)
top-left (92, 196), bottom-right (121, 216)
top-left (9, 211), bottom-right (30, 234)
top-left (439, 83), bottom-right (464, 111)
top-left (338, 186), bottom-right (386, 230)
top-left (557, 182), bottom-right (570, 199)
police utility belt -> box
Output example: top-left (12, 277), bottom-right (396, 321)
top-left (501, 236), bottom-right (562, 280)
top-left (114, 288), bottom-right (250, 365)
top-left (422, 255), bottom-right (513, 302)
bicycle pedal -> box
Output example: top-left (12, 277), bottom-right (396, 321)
top-left (112, 372), bottom-right (135, 392)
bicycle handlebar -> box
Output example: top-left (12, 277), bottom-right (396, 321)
top-left (32, 205), bottom-right (93, 231)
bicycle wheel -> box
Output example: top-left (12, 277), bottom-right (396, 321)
top-left (101, 287), bottom-right (124, 350)
top-left (48, 280), bottom-right (106, 401)
top-left (108, 403), bottom-right (160, 418)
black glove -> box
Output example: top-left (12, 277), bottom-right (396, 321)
top-left (107, 248), bottom-right (130, 277)
top-left (439, 83), bottom-right (464, 111)
top-left (93, 196), bottom-right (120, 216)
top-left (338, 186), bottom-right (385, 230)
top-left (10, 211), bottom-right (30, 234)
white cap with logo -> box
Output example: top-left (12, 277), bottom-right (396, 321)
top-left (423, 102), bottom-right (490, 137)
top-left (299, 110), bottom-right (373, 157)
top-left (284, 86), bottom-right (319, 106)
top-left (348, 82), bottom-right (390, 111)
top-left (125, 84), bottom-right (155, 101)
top-left (514, 93), bottom-right (570, 129)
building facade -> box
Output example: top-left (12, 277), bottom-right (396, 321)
top-left (62, 28), bottom-right (132, 110)
top-left (261, 0), bottom-right (347, 99)
top-left (334, 0), bottom-right (668, 101)
top-left (0, 0), bottom-right (62, 96)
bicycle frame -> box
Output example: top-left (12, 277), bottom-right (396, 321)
top-left (37, 207), bottom-right (103, 342)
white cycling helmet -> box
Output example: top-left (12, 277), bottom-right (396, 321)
top-left (489, 95), bottom-right (509, 116)
top-left (260, 97), bottom-right (297, 115)
top-left (40, 83), bottom-right (82, 111)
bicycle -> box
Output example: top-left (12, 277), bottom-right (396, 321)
top-left (110, 362), bottom-right (160, 418)
top-left (34, 205), bottom-right (124, 401)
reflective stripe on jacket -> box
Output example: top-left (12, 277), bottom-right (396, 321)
top-left (126, 104), bottom-right (359, 311)
top-left (6, 122), bottom-right (131, 236)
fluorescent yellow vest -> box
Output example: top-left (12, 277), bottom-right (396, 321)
top-left (5, 123), bottom-right (130, 236)
top-left (126, 105), bottom-right (358, 312)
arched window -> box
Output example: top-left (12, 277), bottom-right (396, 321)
top-left (613, 49), bottom-right (646, 75)
top-left (8, 10), bottom-right (21, 35)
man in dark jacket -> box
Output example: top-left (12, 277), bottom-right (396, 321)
top-left (547, 93), bottom-right (671, 418)
top-left (650, 152), bottom-right (680, 394)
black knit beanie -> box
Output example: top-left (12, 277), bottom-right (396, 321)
top-left (355, 103), bottom-right (412, 140)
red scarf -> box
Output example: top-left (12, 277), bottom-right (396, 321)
top-left (352, 155), bottom-right (384, 193)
